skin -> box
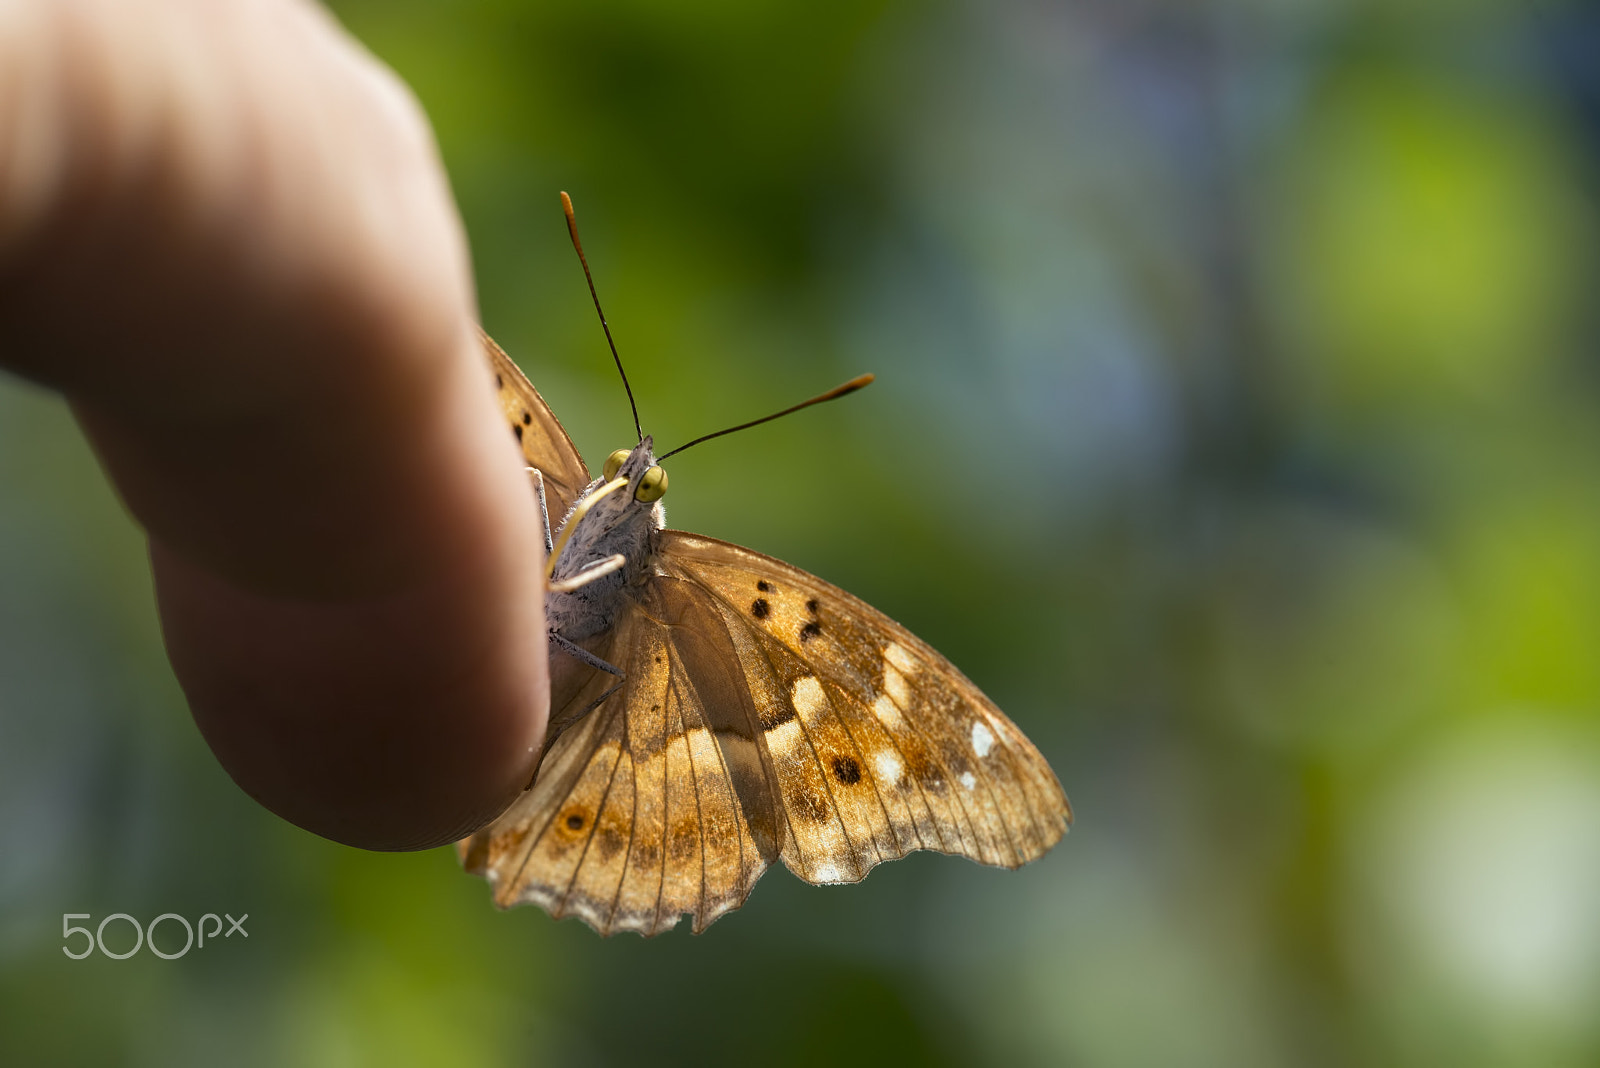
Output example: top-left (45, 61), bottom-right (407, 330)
top-left (0, 0), bottom-right (549, 850)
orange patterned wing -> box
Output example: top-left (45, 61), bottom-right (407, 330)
top-left (480, 327), bottom-right (591, 524)
top-left (458, 579), bottom-right (782, 936)
top-left (657, 530), bottom-right (1071, 885)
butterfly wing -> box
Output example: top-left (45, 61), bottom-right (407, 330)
top-left (658, 530), bottom-right (1071, 885)
top-left (460, 527), bottom-right (1070, 934)
top-left (463, 330), bottom-right (1067, 930)
top-left (458, 579), bottom-right (782, 936)
top-left (480, 327), bottom-right (591, 523)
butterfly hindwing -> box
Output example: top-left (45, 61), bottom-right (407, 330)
top-left (460, 588), bottom-right (776, 936)
top-left (658, 530), bottom-right (1072, 885)
top-left (480, 327), bottom-right (591, 524)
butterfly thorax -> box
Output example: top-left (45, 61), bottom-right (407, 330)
top-left (545, 437), bottom-right (665, 642)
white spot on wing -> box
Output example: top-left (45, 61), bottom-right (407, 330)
top-left (873, 750), bottom-right (904, 785)
top-left (569, 897), bottom-right (606, 931)
top-left (872, 694), bottom-right (907, 731)
top-left (971, 721), bottom-right (995, 758)
top-left (790, 676), bottom-right (828, 726)
top-left (884, 642), bottom-right (918, 675)
top-left (960, 771), bottom-right (977, 791)
top-left (811, 862), bottom-right (844, 884)
top-left (767, 718), bottom-right (803, 754)
top-left (883, 665), bottom-right (911, 709)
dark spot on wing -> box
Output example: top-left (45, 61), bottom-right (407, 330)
top-left (800, 621), bottom-right (822, 643)
top-left (595, 823), bottom-right (625, 860)
top-left (565, 812), bottom-right (585, 831)
top-left (806, 599), bottom-right (819, 615)
top-left (899, 739), bottom-right (947, 793)
top-left (751, 598), bottom-right (769, 619)
top-left (760, 702), bottom-right (796, 731)
top-left (757, 580), bottom-right (772, 592)
top-left (495, 374), bottom-right (504, 388)
top-left (521, 411), bottom-right (532, 425)
top-left (830, 755), bottom-right (862, 786)
top-left (513, 424), bottom-right (524, 442)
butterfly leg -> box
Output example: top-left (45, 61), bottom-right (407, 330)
top-left (526, 467), bottom-right (554, 556)
top-left (549, 632), bottom-right (625, 684)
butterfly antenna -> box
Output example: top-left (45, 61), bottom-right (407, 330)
top-left (657, 374), bottom-right (875, 462)
top-left (562, 191), bottom-right (643, 443)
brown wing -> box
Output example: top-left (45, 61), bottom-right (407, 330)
top-left (657, 530), bottom-right (1071, 885)
top-left (458, 581), bottom-right (781, 936)
top-left (480, 327), bottom-right (591, 524)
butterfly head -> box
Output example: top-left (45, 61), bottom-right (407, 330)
top-left (563, 435), bottom-right (667, 548)
top-left (602, 441), bottom-right (668, 504)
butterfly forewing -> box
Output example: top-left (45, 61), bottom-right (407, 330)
top-left (658, 531), bottom-right (1072, 885)
top-left (480, 328), bottom-right (591, 523)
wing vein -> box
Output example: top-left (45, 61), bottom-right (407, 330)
top-left (985, 727), bottom-right (1052, 863)
top-left (605, 700), bottom-right (642, 932)
top-left (672, 659), bottom-right (712, 927)
top-left (968, 734), bottom-right (1026, 867)
top-left (824, 684), bottom-right (898, 863)
top-left (875, 722), bottom-right (936, 853)
top-left (698, 680), bottom-right (752, 898)
top-left (884, 683), bottom-right (982, 857)
top-left (749, 629), bottom-right (861, 879)
top-left (501, 698), bottom-right (616, 901)
top-left (558, 714), bottom-right (627, 923)
top-left (652, 680), bottom-right (672, 934)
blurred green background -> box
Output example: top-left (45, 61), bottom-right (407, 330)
top-left (5, 0), bottom-right (1600, 1064)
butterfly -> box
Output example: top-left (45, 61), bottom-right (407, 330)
top-left (458, 196), bottom-right (1071, 936)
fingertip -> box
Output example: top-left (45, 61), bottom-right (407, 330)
top-left (154, 519), bottom-right (548, 851)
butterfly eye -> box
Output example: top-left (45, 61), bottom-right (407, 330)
top-left (635, 465), bottom-right (668, 502)
top-left (603, 449), bottom-right (630, 481)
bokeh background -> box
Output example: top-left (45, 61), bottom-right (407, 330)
top-left (5, 0), bottom-right (1600, 1063)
